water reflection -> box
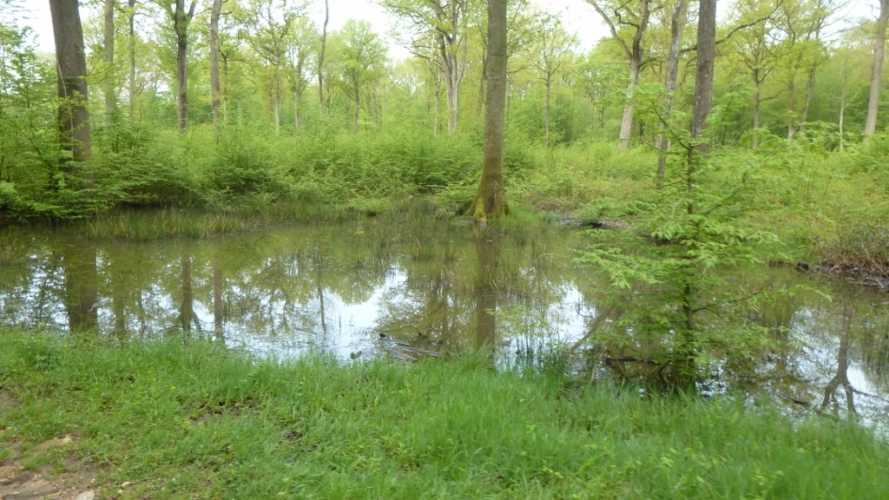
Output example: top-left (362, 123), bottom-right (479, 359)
top-left (2, 218), bottom-right (889, 429)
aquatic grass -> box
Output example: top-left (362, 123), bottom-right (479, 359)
top-left (1, 330), bottom-right (887, 499)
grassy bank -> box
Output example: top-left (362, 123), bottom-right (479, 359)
top-left (0, 331), bottom-right (886, 499)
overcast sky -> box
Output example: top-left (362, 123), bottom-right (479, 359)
top-left (12, 0), bottom-right (879, 59)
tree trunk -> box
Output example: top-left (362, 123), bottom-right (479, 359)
top-left (210, 0), bottom-right (222, 127)
top-left (274, 80), bottom-right (281, 135)
top-left (104, 0), bottom-right (116, 122)
top-left (177, 36), bottom-right (188, 131)
top-left (294, 90), bottom-right (301, 133)
top-left (799, 64), bottom-right (817, 134)
top-left (443, 51), bottom-right (460, 134)
top-left (50, 0), bottom-right (92, 178)
top-left (691, 0), bottom-right (716, 143)
top-left (353, 92), bottom-right (360, 135)
top-left (656, 0), bottom-right (687, 181)
top-left (318, 0), bottom-right (329, 120)
top-left (128, 0), bottom-right (136, 122)
top-left (865, 0), bottom-right (889, 137)
top-left (467, 0), bottom-right (509, 220)
top-left (172, 1), bottom-right (198, 132)
top-left (619, 57), bottom-right (640, 149)
top-left (545, 75), bottom-right (551, 147)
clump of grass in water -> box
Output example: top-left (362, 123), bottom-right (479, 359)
top-left (1, 329), bottom-right (887, 499)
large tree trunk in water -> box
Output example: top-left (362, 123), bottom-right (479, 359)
top-left (865, 0), bottom-right (889, 137)
top-left (619, 58), bottom-right (640, 149)
top-left (210, 0), bottom-right (223, 127)
top-left (62, 243), bottom-right (98, 331)
top-left (467, 0), bottom-right (509, 220)
top-left (318, 0), bottom-right (329, 120)
top-left (656, 0), bottom-right (688, 181)
top-left (50, 0), bottom-right (92, 181)
top-left (103, 0), bottom-right (116, 122)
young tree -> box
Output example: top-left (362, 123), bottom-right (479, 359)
top-left (586, 0), bottom-right (658, 149)
top-left (50, 0), bottom-right (92, 175)
top-left (334, 20), bottom-right (388, 134)
top-left (467, 0), bottom-right (509, 219)
top-left (383, 0), bottom-right (470, 134)
top-left (155, 0), bottom-right (198, 131)
top-left (529, 12), bottom-right (577, 147)
top-left (865, 0), bottom-right (889, 136)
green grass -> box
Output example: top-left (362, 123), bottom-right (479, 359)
top-left (0, 330), bottom-right (887, 499)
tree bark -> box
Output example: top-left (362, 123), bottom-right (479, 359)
top-left (619, 58), bottom-right (640, 149)
top-left (467, 0), bottom-right (509, 220)
top-left (865, 0), bottom-right (889, 137)
top-left (104, 0), bottom-right (116, 122)
top-left (50, 0), bottom-right (92, 178)
top-left (318, 0), bottom-right (329, 120)
top-left (169, 0), bottom-right (197, 132)
top-left (691, 0), bottom-right (716, 143)
top-left (210, 0), bottom-right (223, 127)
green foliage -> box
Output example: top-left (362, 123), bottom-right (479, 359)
top-left (576, 104), bottom-right (803, 379)
top-left (1, 331), bottom-right (887, 499)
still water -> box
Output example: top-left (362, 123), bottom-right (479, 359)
top-left (2, 214), bottom-right (889, 426)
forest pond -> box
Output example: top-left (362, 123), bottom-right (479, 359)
top-left (2, 214), bottom-right (889, 428)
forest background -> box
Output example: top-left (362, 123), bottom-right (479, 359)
top-left (3, 0), bottom-right (889, 272)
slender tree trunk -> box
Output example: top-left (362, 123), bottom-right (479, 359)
top-left (467, 0), bottom-right (509, 219)
top-left (274, 81), bottom-right (281, 135)
top-left (619, 57), bottom-right (640, 149)
top-left (353, 92), bottom-right (360, 135)
top-left (50, 0), bottom-right (92, 179)
top-left (318, 0), bottom-right (329, 120)
top-left (753, 82), bottom-right (762, 147)
top-left (799, 64), bottom-right (817, 133)
top-left (865, 0), bottom-right (889, 137)
top-left (444, 57), bottom-right (460, 133)
top-left (177, 36), bottom-right (188, 131)
top-left (656, 0), bottom-right (687, 181)
top-left (173, 1), bottom-right (197, 132)
top-left (128, 0), bottom-right (136, 122)
top-left (545, 75), bottom-right (551, 147)
top-left (104, 0), bottom-right (116, 122)
top-left (786, 76), bottom-right (796, 140)
top-left (294, 90), bottom-right (301, 133)
top-left (210, 0), bottom-right (222, 127)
